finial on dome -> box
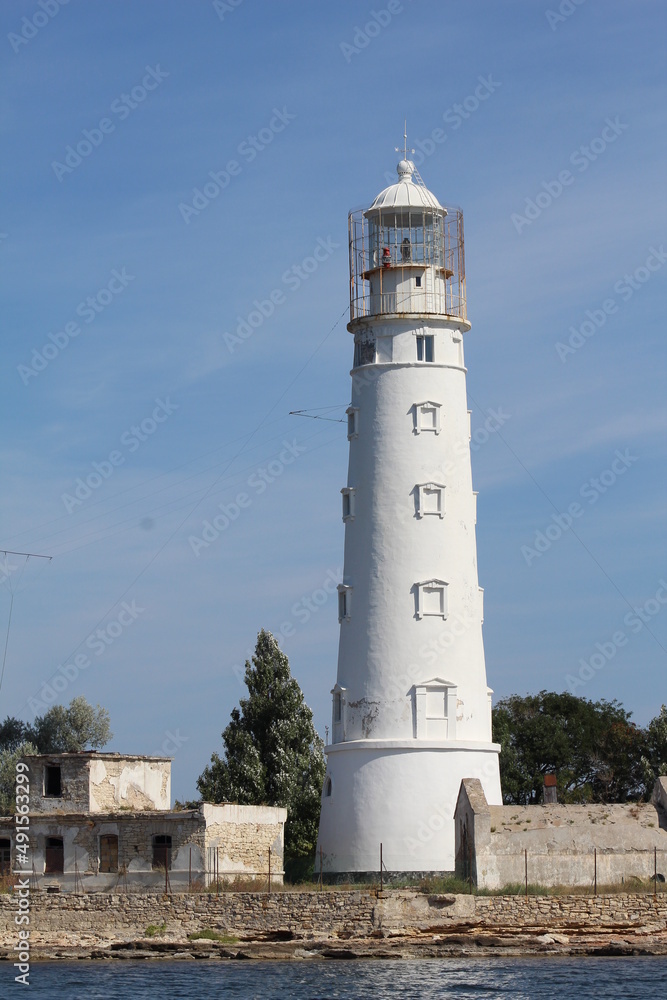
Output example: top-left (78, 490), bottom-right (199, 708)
top-left (395, 120), bottom-right (415, 181)
top-left (397, 159), bottom-right (414, 182)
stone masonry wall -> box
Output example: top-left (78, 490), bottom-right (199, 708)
top-left (0, 891), bottom-right (665, 946)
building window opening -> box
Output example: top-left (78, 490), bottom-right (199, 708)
top-left (346, 407), bottom-right (359, 440)
top-left (334, 693), bottom-right (342, 723)
top-left (341, 487), bottom-right (355, 522)
top-left (0, 838), bottom-right (10, 875)
top-left (337, 586), bottom-right (352, 622)
top-left (152, 834), bottom-right (172, 870)
top-left (45, 836), bottom-right (64, 874)
top-left (45, 765), bottom-right (62, 797)
top-left (416, 335), bottom-right (434, 363)
top-left (415, 275), bottom-right (422, 287)
top-left (99, 834), bottom-right (119, 873)
top-left (414, 400), bottom-right (441, 434)
top-left (324, 777), bottom-right (332, 797)
top-left (416, 482), bottom-right (445, 518)
top-left (415, 579), bottom-right (448, 619)
top-left (401, 237), bottom-right (411, 261)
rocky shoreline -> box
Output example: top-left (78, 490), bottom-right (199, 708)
top-left (1, 889), bottom-right (666, 961)
top-left (4, 929), bottom-right (667, 963)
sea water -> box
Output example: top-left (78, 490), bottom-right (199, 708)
top-left (3, 956), bottom-right (666, 999)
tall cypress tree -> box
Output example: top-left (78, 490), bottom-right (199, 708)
top-left (197, 630), bottom-right (325, 859)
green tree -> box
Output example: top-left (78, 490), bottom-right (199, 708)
top-left (28, 696), bottom-right (112, 753)
top-left (0, 696), bottom-right (113, 816)
top-left (0, 697), bottom-right (112, 757)
top-left (642, 704), bottom-right (667, 790)
top-left (492, 690), bottom-right (648, 805)
top-left (0, 717), bottom-right (31, 753)
top-left (0, 741), bottom-right (39, 815)
top-left (197, 630), bottom-right (325, 859)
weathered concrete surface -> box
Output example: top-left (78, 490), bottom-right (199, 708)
top-left (0, 890), bottom-right (665, 960)
top-left (24, 753), bottom-right (172, 814)
top-left (456, 777), bottom-right (667, 889)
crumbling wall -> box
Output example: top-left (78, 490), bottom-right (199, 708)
top-left (88, 758), bottom-right (170, 812)
top-left (202, 803), bottom-right (287, 879)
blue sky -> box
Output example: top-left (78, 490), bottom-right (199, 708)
top-left (1, 0), bottom-right (665, 800)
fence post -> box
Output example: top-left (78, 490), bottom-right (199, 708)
top-left (524, 849), bottom-right (528, 899)
top-left (380, 843), bottom-right (383, 895)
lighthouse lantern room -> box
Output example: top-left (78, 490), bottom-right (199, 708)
top-left (316, 152), bottom-right (502, 877)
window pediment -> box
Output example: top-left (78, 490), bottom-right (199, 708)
top-left (413, 400), bottom-right (441, 435)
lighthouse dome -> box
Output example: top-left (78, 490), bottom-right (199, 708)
top-left (369, 159), bottom-right (444, 212)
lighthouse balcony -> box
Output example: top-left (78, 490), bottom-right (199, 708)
top-left (349, 203), bottom-right (467, 323)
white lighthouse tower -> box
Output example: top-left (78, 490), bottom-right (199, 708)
top-left (316, 151), bottom-right (502, 876)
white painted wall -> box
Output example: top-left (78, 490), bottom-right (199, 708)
top-left (317, 195), bottom-right (502, 872)
top-left (319, 741), bottom-right (501, 872)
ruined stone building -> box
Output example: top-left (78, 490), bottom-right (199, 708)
top-left (2, 752), bottom-right (285, 891)
top-left (455, 776), bottom-right (667, 889)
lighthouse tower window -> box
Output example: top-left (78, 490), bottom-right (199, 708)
top-left (337, 585), bottom-right (352, 621)
top-left (416, 483), bottom-right (445, 518)
top-left (416, 335), bottom-right (434, 362)
top-left (346, 407), bottom-right (359, 440)
top-left (415, 275), bottom-right (422, 288)
top-left (341, 487), bottom-right (356, 522)
top-left (413, 679), bottom-right (458, 739)
top-left (413, 401), bottom-right (441, 434)
top-left (331, 684), bottom-right (347, 742)
top-left (415, 579), bottom-right (448, 619)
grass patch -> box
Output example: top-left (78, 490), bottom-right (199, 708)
top-left (144, 922), bottom-right (167, 937)
top-left (187, 929), bottom-right (238, 943)
top-left (417, 875), bottom-right (472, 895)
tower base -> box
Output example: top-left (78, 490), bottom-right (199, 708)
top-left (316, 739), bottom-right (501, 873)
